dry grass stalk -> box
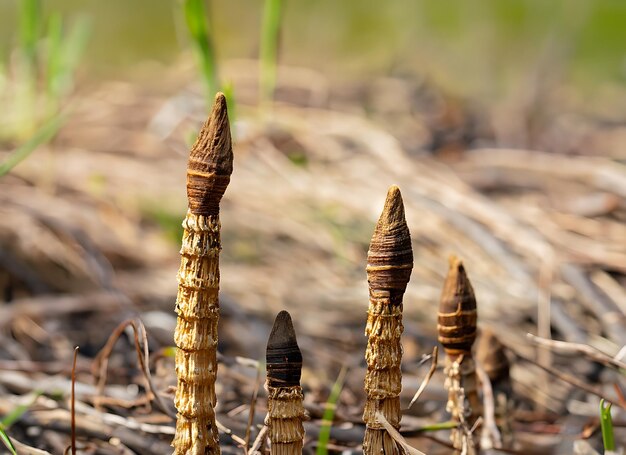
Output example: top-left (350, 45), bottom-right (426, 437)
top-left (374, 412), bottom-right (426, 455)
top-left (173, 92), bottom-right (233, 455)
top-left (438, 256), bottom-right (481, 454)
top-left (407, 346), bottom-right (438, 409)
top-left (265, 310), bottom-right (305, 455)
top-left (363, 185), bottom-right (413, 455)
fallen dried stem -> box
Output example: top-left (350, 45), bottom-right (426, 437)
top-left (374, 411), bottom-right (426, 455)
top-left (526, 333), bottom-right (626, 371)
top-left (475, 363), bottom-right (502, 450)
top-left (70, 347), bottom-right (78, 455)
top-left (92, 317), bottom-right (172, 417)
top-left (244, 365), bottom-right (263, 451)
top-left (248, 425), bottom-right (269, 454)
top-left (513, 350), bottom-right (623, 408)
top-left (407, 346), bottom-right (438, 409)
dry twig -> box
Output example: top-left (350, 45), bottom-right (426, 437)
top-left (407, 346), bottom-right (439, 409)
top-left (526, 333), bottom-right (626, 371)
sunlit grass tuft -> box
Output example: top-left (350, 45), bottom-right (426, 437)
top-left (0, 114), bottom-right (66, 177)
top-left (182, 0), bottom-right (219, 107)
top-left (259, 0), bottom-right (282, 109)
top-left (0, 389), bottom-right (43, 454)
top-left (1, 1), bottom-right (89, 154)
top-left (600, 399), bottom-right (615, 453)
top-left (316, 366), bottom-right (347, 455)
top-left (14, 5), bottom-right (88, 134)
top-left (0, 429), bottom-right (17, 455)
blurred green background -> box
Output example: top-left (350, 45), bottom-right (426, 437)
top-left (1, 0), bottom-right (625, 101)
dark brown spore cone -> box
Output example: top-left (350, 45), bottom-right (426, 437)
top-left (475, 328), bottom-right (510, 384)
top-left (438, 256), bottom-right (478, 357)
top-left (266, 311), bottom-right (303, 388)
top-left (366, 185), bottom-right (413, 296)
top-left (187, 92), bottom-right (233, 216)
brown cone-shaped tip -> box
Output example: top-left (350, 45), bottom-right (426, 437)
top-left (366, 185), bottom-right (413, 296)
top-left (475, 328), bottom-right (510, 384)
top-left (437, 256), bottom-right (478, 356)
top-left (266, 310), bottom-right (303, 388)
top-left (186, 92), bottom-right (234, 216)
top-left (375, 185), bottom-right (406, 231)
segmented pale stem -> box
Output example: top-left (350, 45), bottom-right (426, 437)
top-left (363, 186), bottom-right (413, 455)
top-left (173, 213), bottom-right (221, 453)
top-left (265, 311), bottom-right (305, 455)
top-left (476, 328), bottom-right (513, 448)
top-left (266, 387), bottom-right (305, 454)
top-left (173, 93), bottom-right (232, 455)
top-left (438, 256), bottom-right (481, 454)
top-left (444, 356), bottom-right (479, 454)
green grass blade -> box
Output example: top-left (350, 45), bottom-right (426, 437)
top-left (183, 0), bottom-right (218, 105)
top-left (0, 428), bottom-right (17, 455)
top-left (0, 58), bottom-right (6, 97)
top-left (316, 366), bottom-right (347, 455)
top-left (163, 346), bottom-right (177, 358)
top-left (0, 114), bottom-right (66, 177)
top-left (60, 16), bottom-right (91, 82)
top-left (0, 390), bottom-right (43, 429)
top-left (413, 421), bottom-right (458, 432)
top-left (0, 388), bottom-right (43, 455)
top-left (47, 14), bottom-right (91, 109)
top-left (45, 12), bottom-right (64, 102)
top-left (14, 0), bottom-right (43, 138)
top-left (19, 0), bottom-right (42, 70)
top-left (221, 80), bottom-right (236, 132)
top-left (600, 399), bottom-right (615, 452)
top-left (259, 0), bottom-right (282, 109)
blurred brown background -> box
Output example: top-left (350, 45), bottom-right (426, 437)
top-left (0, 1), bottom-right (625, 453)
